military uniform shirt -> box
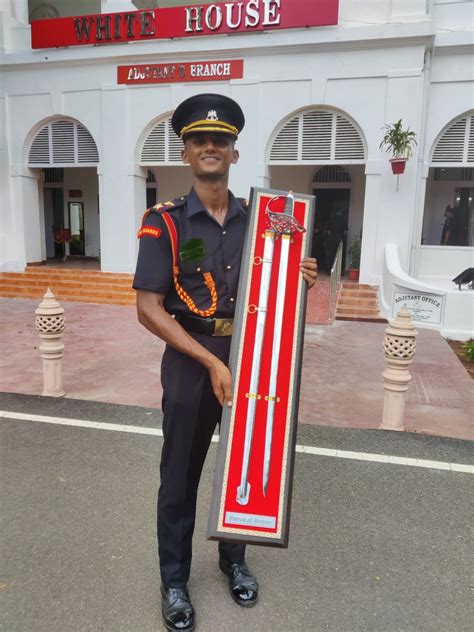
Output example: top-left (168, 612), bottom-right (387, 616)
top-left (133, 188), bottom-right (247, 318)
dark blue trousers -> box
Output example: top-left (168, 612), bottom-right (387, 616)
top-left (158, 334), bottom-right (245, 587)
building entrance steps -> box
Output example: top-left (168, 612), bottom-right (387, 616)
top-left (0, 268), bottom-right (135, 306)
top-left (0, 298), bottom-right (472, 441)
top-left (336, 282), bottom-right (386, 322)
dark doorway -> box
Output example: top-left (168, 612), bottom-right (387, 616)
top-left (312, 188), bottom-right (350, 272)
top-left (146, 187), bottom-right (157, 208)
top-left (453, 187), bottom-right (473, 246)
top-left (44, 187), bottom-right (65, 258)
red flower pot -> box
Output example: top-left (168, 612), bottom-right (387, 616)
top-left (348, 268), bottom-right (360, 281)
top-left (390, 158), bottom-right (406, 175)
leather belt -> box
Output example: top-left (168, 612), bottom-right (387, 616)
top-left (175, 313), bottom-right (233, 337)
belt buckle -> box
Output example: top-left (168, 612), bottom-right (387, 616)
top-left (214, 318), bottom-right (233, 337)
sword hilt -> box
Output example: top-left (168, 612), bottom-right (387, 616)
top-left (266, 192), bottom-right (306, 235)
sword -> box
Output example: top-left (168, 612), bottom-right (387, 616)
top-left (263, 192), bottom-right (305, 496)
top-left (236, 225), bottom-right (275, 505)
top-left (236, 192), bottom-right (305, 506)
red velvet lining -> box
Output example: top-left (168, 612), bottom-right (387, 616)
top-left (221, 194), bottom-right (308, 534)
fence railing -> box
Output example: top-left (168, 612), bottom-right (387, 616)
top-left (329, 240), bottom-right (343, 321)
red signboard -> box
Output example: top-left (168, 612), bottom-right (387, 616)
top-left (118, 60), bottom-right (244, 84)
top-left (31, 1), bottom-right (339, 49)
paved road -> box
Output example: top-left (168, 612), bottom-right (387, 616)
top-left (1, 393), bottom-right (473, 632)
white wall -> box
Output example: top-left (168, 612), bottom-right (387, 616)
top-left (0, 1), bottom-right (472, 282)
top-left (433, 0), bottom-right (474, 31)
top-left (417, 246), bottom-right (474, 280)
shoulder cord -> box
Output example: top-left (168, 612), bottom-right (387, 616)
top-left (160, 211), bottom-right (217, 318)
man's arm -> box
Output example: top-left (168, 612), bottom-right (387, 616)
top-left (136, 289), bottom-right (233, 407)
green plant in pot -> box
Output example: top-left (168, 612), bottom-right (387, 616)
top-left (379, 119), bottom-right (417, 175)
top-left (348, 235), bottom-right (361, 281)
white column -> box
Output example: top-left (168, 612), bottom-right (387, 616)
top-left (409, 165), bottom-right (429, 277)
top-left (369, 72), bottom-right (424, 281)
top-left (99, 86), bottom-right (136, 273)
top-left (10, 166), bottom-right (43, 266)
top-left (131, 168), bottom-right (147, 263)
top-left (38, 176), bottom-right (46, 261)
top-left (9, 0), bottom-right (29, 23)
top-left (360, 164), bottom-right (382, 285)
top-left (255, 163), bottom-right (270, 189)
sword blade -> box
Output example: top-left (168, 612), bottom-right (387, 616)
top-left (263, 233), bottom-right (291, 495)
top-left (237, 230), bottom-right (275, 505)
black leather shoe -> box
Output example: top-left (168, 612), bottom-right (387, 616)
top-left (161, 585), bottom-right (195, 632)
top-left (219, 559), bottom-right (259, 607)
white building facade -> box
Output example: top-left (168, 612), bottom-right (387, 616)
top-left (1, 0), bottom-right (473, 338)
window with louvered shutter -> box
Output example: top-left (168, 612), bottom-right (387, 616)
top-left (269, 109), bottom-right (365, 164)
top-left (432, 115), bottom-right (474, 165)
top-left (28, 120), bottom-right (99, 167)
top-left (335, 116), bottom-right (365, 160)
top-left (77, 124), bottom-right (99, 163)
top-left (302, 112), bottom-right (332, 161)
top-left (140, 117), bottom-right (184, 164)
top-left (28, 127), bottom-right (50, 164)
top-left (51, 121), bottom-right (74, 164)
top-left (269, 118), bottom-right (299, 161)
top-left (467, 117), bottom-right (474, 163)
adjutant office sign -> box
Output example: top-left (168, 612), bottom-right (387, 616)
top-left (31, 0), bottom-right (339, 49)
top-left (392, 286), bottom-right (445, 325)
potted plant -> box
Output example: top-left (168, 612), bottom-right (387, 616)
top-left (379, 119), bottom-right (417, 175)
top-left (347, 235), bottom-right (361, 281)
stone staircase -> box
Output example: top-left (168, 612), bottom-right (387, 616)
top-left (335, 282), bottom-right (386, 322)
top-left (0, 268), bottom-right (135, 306)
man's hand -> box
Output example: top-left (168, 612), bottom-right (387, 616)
top-left (208, 359), bottom-right (233, 407)
top-left (300, 257), bottom-right (318, 289)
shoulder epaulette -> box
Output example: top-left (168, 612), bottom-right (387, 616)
top-left (137, 194), bottom-right (217, 318)
top-left (140, 196), bottom-right (187, 227)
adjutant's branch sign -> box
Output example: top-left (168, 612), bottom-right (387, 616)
top-left (31, 0), bottom-right (339, 49)
top-left (118, 60), bottom-right (244, 84)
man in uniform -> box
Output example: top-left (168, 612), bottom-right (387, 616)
top-left (133, 94), bottom-right (317, 632)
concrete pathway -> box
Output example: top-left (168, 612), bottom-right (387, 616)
top-left (0, 298), bottom-right (472, 440)
top-left (1, 396), bottom-right (473, 632)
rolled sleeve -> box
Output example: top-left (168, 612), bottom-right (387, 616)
top-left (133, 213), bottom-right (173, 295)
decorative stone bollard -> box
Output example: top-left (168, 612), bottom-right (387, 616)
top-left (380, 305), bottom-right (418, 431)
top-left (35, 288), bottom-right (65, 397)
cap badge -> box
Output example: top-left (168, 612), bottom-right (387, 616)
top-left (206, 110), bottom-right (219, 121)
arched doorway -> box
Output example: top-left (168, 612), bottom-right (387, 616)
top-left (422, 112), bottom-right (474, 248)
top-left (311, 166), bottom-right (351, 272)
top-left (267, 108), bottom-right (367, 271)
top-left (27, 118), bottom-right (100, 262)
